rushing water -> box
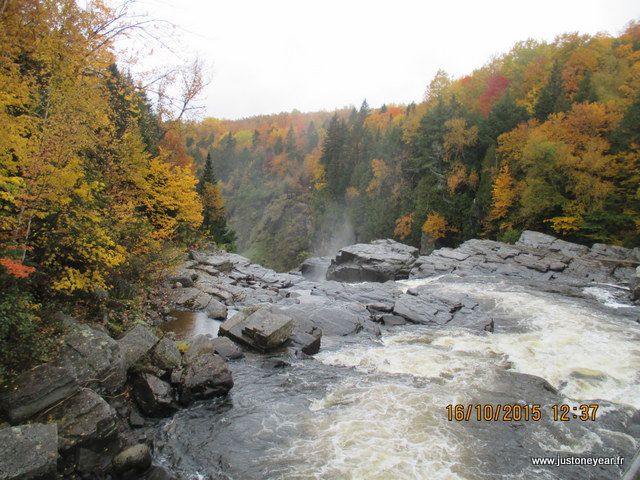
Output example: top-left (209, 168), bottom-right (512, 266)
top-left (156, 277), bottom-right (640, 480)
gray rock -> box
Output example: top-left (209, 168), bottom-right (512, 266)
top-left (182, 334), bottom-right (216, 365)
top-left (38, 388), bottom-right (117, 451)
top-left (180, 353), bottom-right (233, 405)
top-left (130, 373), bottom-right (177, 417)
top-left (381, 314), bottom-right (407, 326)
top-left (205, 297), bottom-right (227, 319)
top-left (0, 423), bottom-right (58, 480)
top-left (112, 444), bottom-right (152, 474)
top-left (631, 276), bottom-right (640, 301)
top-left (151, 337), bottom-right (182, 371)
top-left (169, 287), bottom-right (212, 310)
top-left (0, 363), bottom-right (78, 424)
top-left (144, 466), bottom-right (177, 480)
top-left (55, 322), bottom-right (126, 394)
top-left (211, 337), bottom-right (244, 360)
top-left (279, 301), bottom-right (373, 337)
top-left (118, 324), bottom-right (159, 369)
top-left (288, 318), bottom-right (322, 355)
top-left (393, 293), bottom-right (440, 324)
top-left (326, 239), bottom-right (419, 282)
top-left (300, 256), bottom-right (331, 281)
top-left (220, 307), bottom-right (294, 352)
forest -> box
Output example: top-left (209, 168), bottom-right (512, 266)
top-left (185, 24), bottom-right (640, 271)
top-left (0, 0), bottom-right (639, 380)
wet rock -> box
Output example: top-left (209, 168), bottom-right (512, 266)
top-left (393, 293), bottom-right (440, 324)
top-left (112, 444), bottom-right (152, 475)
top-left (300, 256), bottom-right (331, 281)
top-left (220, 307), bottom-right (294, 352)
top-left (118, 324), bottom-right (159, 369)
top-left (631, 275), bottom-right (640, 301)
top-left (211, 337), bottom-right (244, 360)
top-left (326, 239), bottom-right (419, 282)
top-left (205, 297), bottom-right (227, 319)
top-left (279, 300), bottom-right (373, 337)
top-left (263, 358), bottom-right (290, 369)
top-left (37, 388), bottom-right (117, 452)
top-left (129, 408), bottom-right (145, 428)
top-left (0, 423), bottom-right (58, 480)
top-left (484, 319), bottom-right (495, 333)
top-left (381, 314), bottom-right (407, 326)
top-left (179, 352), bottom-right (233, 405)
top-left (130, 373), bottom-right (177, 417)
top-left (288, 317), bottom-right (322, 355)
top-left (0, 363), bottom-right (78, 424)
top-left (150, 337), bottom-right (182, 371)
top-left (144, 465), bottom-right (177, 480)
top-left (55, 321), bottom-right (126, 394)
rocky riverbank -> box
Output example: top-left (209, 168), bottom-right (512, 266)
top-left (1, 231), bottom-right (639, 479)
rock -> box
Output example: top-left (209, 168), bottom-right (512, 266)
top-left (211, 337), bottom-right (244, 360)
top-left (129, 408), bottom-right (145, 428)
top-left (112, 444), bottom-right (152, 474)
top-left (55, 321), bottom-right (126, 394)
top-left (180, 352), bottom-right (233, 405)
top-left (37, 388), bottom-right (117, 452)
top-left (130, 373), bottom-right (177, 417)
top-left (326, 239), bottom-right (419, 282)
top-left (381, 314), bottom-right (407, 326)
top-left (118, 324), bottom-right (159, 369)
top-left (279, 300), bottom-right (373, 336)
top-left (0, 363), bottom-right (78, 424)
top-left (393, 293), bottom-right (440, 324)
top-left (0, 423), bottom-right (58, 480)
top-left (484, 319), bottom-right (495, 333)
top-left (300, 256), bottom-right (331, 281)
top-left (182, 334), bottom-right (215, 364)
top-left (144, 465), bottom-right (177, 480)
top-left (151, 337), bottom-right (182, 371)
top-left (198, 254), bottom-right (234, 272)
top-left (169, 287), bottom-right (212, 310)
top-left (220, 307), bottom-right (294, 352)
top-left (289, 318), bottom-right (322, 355)
top-left (205, 297), bottom-right (227, 319)
top-left (631, 276), bottom-right (640, 301)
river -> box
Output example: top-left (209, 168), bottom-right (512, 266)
top-left (155, 275), bottom-right (640, 479)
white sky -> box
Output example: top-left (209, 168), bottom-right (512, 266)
top-left (123, 0), bottom-right (639, 120)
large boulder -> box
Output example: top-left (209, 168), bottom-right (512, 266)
top-left (211, 337), bottom-right (244, 360)
top-left (288, 318), bottom-right (322, 355)
top-left (150, 337), bottom-right (182, 371)
top-left (112, 444), bottom-right (152, 475)
top-left (54, 321), bottom-right (127, 394)
top-left (205, 297), bottom-right (227, 319)
top-left (179, 353), bottom-right (233, 405)
top-left (118, 324), bottom-right (159, 369)
top-left (0, 423), bottom-right (58, 480)
top-left (219, 307), bottom-right (294, 352)
top-left (130, 373), bottom-right (177, 417)
top-left (37, 388), bottom-right (117, 452)
top-left (0, 363), bottom-right (78, 424)
top-left (278, 300), bottom-right (372, 337)
top-left (326, 239), bottom-right (418, 282)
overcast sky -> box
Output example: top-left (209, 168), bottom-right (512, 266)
top-left (123, 0), bottom-right (639, 120)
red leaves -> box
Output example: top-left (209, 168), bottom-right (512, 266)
top-left (479, 74), bottom-right (509, 116)
top-left (0, 257), bottom-right (36, 279)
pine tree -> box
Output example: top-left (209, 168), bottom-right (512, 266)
top-left (198, 153), bottom-right (236, 249)
top-left (574, 70), bottom-right (597, 103)
top-left (534, 60), bottom-right (569, 121)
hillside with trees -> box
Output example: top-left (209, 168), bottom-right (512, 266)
top-left (186, 24), bottom-right (640, 270)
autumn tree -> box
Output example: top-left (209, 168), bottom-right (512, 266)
top-left (198, 153), bottom-right (236, 249)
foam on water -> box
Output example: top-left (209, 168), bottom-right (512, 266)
top-left (270, 278), bottom-right (640, 479)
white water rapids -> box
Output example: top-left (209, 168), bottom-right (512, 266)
top-left (263, 278), bottom-right (640, 479)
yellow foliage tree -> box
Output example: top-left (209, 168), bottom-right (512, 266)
top-left (490, 164), bottom-right (516, 220)
top-left (422, 213), bottom-right (449, 240)
top-left (394, 213), bottom-right (414, 240)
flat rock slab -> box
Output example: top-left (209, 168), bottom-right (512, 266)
top-left (0, 423), bottom-right (58, 480)
top-left (211, 337), bottom-right (244, 360)
top-left (0, 363), bottom-right (78, 424)
top-left (37, 388), bottom-right (117, 451)
top-left (220, 307), bottom-right (294, 352)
